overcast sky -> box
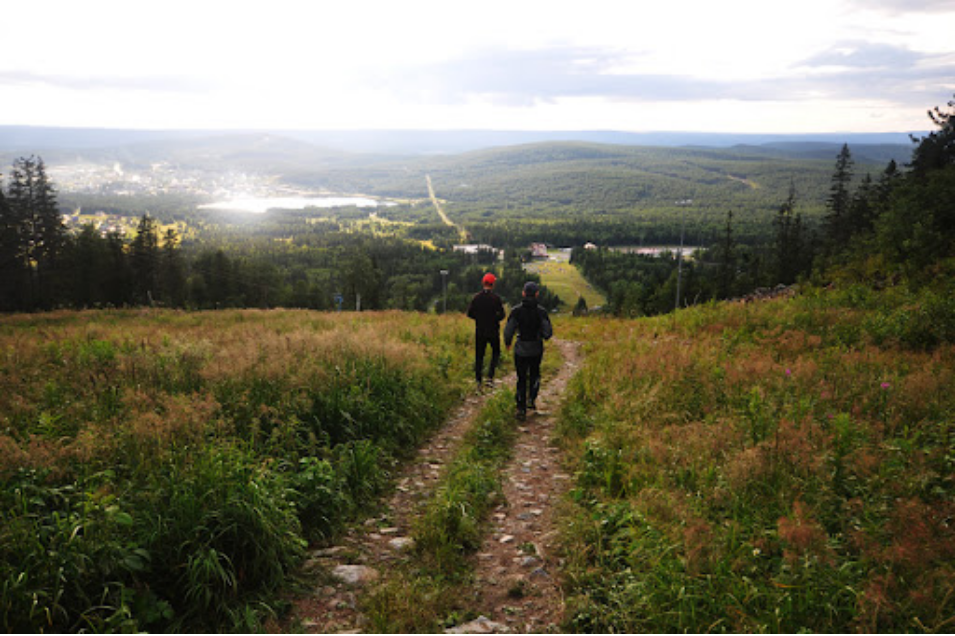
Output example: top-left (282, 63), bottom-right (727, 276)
top-left (2, 0), bottom-right (953, 133)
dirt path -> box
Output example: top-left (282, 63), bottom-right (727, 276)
top-left (461, 338), bottom-right (580, 633)
top-left (426, 174), bottom-right (469, 243)
top-left (283, 339), bottom-right (581, 633)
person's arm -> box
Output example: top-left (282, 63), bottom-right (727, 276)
top-left (540, 308), bottom-right (553, 341)
top-left (495, 296), bottom-right (505, 322)
top-left (466, 295), bottom-right (476, 320)
top-left (503, 307), bottom-right (518, 347)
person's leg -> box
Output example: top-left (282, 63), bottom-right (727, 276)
top-left (528, 354), bottom-right (543, 408)
top-left (474, 333), bottom-right (487, 384)
top-left (514, 354), bottom-right (530, 417)
top-left (487, 333), bottom-right (501, 381)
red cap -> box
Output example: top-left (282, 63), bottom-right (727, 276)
top-left (482, 273), bottom-right (496, 286)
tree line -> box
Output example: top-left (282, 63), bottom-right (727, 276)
top-left (0, 162), bottom-right (558, 313)
top-left (574, 95), bottom-right (955, 317)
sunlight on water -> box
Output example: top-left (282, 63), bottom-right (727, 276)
top-left (198, 195), bottom-right (394, 214)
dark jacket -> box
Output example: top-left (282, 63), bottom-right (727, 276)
top-left (467, 289), bottom-right (505, 335)
top-left (504, 298), bottom-right (553, 357)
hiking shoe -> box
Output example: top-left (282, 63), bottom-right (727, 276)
top-left (485, 378), bottom-right (495, 388)
top-left (528, 400), bottom-right (537, 411)
top-left (515, 408), bottom-right (526, 421)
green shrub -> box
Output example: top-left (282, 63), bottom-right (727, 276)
top-left (0, 469), bottom-right (167, 633)
top-left (136, 444), bottom-right (305, 631)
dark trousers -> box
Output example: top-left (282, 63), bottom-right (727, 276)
top-left (475, 331), bottom-right (501, 382)
top-left (514, 353), bottom-right (542, 412)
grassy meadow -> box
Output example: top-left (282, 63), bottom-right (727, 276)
top-left (524, 259), bottom-right (607, 310)
top-left (0, 309), bottom-right (475, 632)
top-left (556, 279), bottom-right (955, 632)
top-left (3, 278), bottom-right (955, 633)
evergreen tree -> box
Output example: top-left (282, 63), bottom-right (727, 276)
top-left (772, 180), bottom-right (812, 285)
top-left (573, 295), bottom-right (588, 316)
top-left (130, 214), bottom-right (160, 305)
top-left (877, 96), bottom-right (955, 273)
top-left (909, 94), bottom-right (955, 175)
top-left (159, 228), bottom-right (186, 307)
top-left (6, 156), bottom-right (65, 308)
top-left (103, 230), bottom-right (133, 306)
top-left (715, 210), bottom-right (737, 299)
top-left (823, 144), bottom-right (854, 252)
top-left (66, 224), bottom-right (110, 307)
top-left (0, 177), bottom-right (27, 311)
top-left (851, 173), bottom-right (877, 235)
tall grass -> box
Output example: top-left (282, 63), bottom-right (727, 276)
top-left (557, 284), bottom-right (955, 632)
top-left (0, 309), bottom-right (471, 631)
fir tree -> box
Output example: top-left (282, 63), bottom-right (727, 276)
top-left (823, 144), bottom-right (854, 252)
top-left (0, 177), bottom-right (26, 311)
top-left (773, 180), bottom-right (808, 285)
top-left (159, 228), bottom-right (187, 307)
top-left (909, 94), bottom-right (955, 175)
top-left (6, 156), bottom-right (65, 308)
top-left (130, 214), bottom-right (160, 305)
top-left (715, 210), bottom-right (737, 299)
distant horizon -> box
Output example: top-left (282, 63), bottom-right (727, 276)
top-left (0, 122), bottom-right (929, 135)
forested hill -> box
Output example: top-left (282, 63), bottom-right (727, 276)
top-left (1, 128), bottom-right (914, 247)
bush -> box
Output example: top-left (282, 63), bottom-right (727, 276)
top-left (135, 444), bottom-right (305, 631)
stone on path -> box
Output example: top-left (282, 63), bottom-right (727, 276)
top-left (388, 536), bottom-right (415, 551)
top-left (332, 564), bottom-right (379, 585)
top-left (446, 615), bottom-right (511, 634)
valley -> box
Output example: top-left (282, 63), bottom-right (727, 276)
top-left (1, 113), bottom-right (953, 633)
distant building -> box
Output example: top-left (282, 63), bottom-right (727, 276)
top-left (454, 244), bottom-right (503, 260)
top-left (454, 244), bottom-right (497, 255)
top-left (530, 243), bottom-right (548, 258)
top-left (584, 242), bottom-right (597, 250)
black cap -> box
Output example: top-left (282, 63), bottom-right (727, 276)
top-left (523, 281), bottom-right (539, 295)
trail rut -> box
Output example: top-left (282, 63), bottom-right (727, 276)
top-left (283, 339), bottom-right (581, 633)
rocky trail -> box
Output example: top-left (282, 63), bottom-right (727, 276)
top-left (283, 339), bottom-right (581, 633)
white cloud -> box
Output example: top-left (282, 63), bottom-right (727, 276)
top-left (1, 0), bottom-right (953, 132)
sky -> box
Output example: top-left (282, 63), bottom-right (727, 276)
top-left (1, 0), bottom-right (954, 134)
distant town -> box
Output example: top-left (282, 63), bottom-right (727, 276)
top-left (47, 160), bottom-right (284, 201)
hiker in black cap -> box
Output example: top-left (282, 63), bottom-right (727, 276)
top-left (504, 281), bottom-right (553, 420)
top-left (467, 272), bottom-right (505, 389)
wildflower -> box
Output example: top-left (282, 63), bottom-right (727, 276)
top-left (880, 382), bottom-right (891, 390)
top-left (785, 368), bottom-right (792, 377)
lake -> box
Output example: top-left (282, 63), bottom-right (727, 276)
top-left (198, 195), bottom-right (394, 214)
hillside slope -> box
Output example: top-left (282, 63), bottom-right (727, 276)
top-left (557, 281), bottom-right (955, 632)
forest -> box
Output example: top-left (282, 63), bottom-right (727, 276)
top-left (0, 164), bottom-right (557, 314)
top-left (0, 132), bottom-right (905, 317)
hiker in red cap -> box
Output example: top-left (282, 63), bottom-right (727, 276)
top-left (466, 272), bottom-right (505, 390)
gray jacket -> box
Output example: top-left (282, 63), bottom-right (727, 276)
top-left (504, 299), bottom-right (553, 357)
